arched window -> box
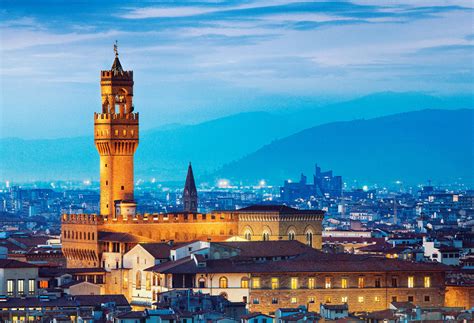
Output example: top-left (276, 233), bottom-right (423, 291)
top-left (244, 231), bottom-right (252, 241)
top-left (241, 277), bottom-right (250, 288)
top-left (306, 231), bottom-right (313, 247)
top-left (262, 232), bottom-right (270, 241)
top-left (288, 231), bottom-right (295, 241)
top-left (136, 271), bottom-right (142, 290)
top-left (219, 276), bottom-right (228, 288)
top-left (146, 272), bottom-right (151, 290)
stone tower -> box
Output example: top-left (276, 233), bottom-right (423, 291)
top-left (183, 163), bottom-right (198, 212)
top-left (94, 44), bottom-right (139, 216)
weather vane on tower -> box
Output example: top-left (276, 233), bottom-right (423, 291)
top-left (114, 40), bottom-right (119, 57)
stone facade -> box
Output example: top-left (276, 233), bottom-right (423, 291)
top-left (248, 271), bottom-right (445, 314)
top-left (445, 285), bottom-right (474, 309)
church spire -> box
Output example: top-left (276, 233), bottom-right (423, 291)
top-left (183, 162), bottom-right (198, 212)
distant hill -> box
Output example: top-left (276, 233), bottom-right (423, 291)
top-left (0, 92), bottom-right (472, 183)
top-left (215, 109), bottom-right (474, 186)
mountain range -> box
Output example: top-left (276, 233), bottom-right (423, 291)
top-left (0, 92), bottom-right (472, 185)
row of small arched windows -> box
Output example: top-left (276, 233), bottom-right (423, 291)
top-left (63, 230), bottom-right (95, 241)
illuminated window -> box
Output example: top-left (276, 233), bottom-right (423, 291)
top-left (341, 296), bottom-right (348, 303)
top-left (424, 276), bottom-right (431, 288)
top-left (358, 296), bottom-right (364, 303)
top-left (252, 277), bottom-right (260, 289)
top-left (146, 273), bottom-right (151, 290)
top-left (131, 130), bottom-right (135, 137)
top-left (291, 297), bottom-right (297, 304)
top-left (408, 276), bottom-right (414, 288)
top-left (325, 277), bottom-right (332, 289)
top-left (136, 271), bottom-right (142, 290)
top-left (325, 296), bottom-right (332, 303)
top-left (271, 278), bottom-right (279, 289)
top-left (341, 278), bottom-right (348, 289)
top-left (241, 277), bottom-right (249, 288)
top-left (358, 277), bottom-right (365, 288)
top-left (244, 232), bottom-right (251, 240)
top-left (375, 296), bottom-right (381, 302)
top-left (7, 280), bottom-right (14, 296)
top-left (28, 279), bottom-right (35, 295)
top-left (115, 129), bottom-right (119, 136)
top-left (219, 277), bottom-right (228, 288)
top-left (308, 277), bottom-right (315, 289)
top-left (17, 279), bottom-right (24, 294)
top-left (291, 277), bottom-right (298, 290)
top-left (123, 129), bottom-right (127, 136)
top-left (39, 280), bottom-right (48, 289)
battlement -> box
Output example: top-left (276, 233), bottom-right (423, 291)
top-left (100, 70), bottom-right (133, 79)
top-left (94, 112), bottom-right (139, 121)
top-left (62, 213), bottom-right (103, 225)
top-left (61, 212), bottom-right (237, 225)
top-left (104, 212), bottom-right (237, 224)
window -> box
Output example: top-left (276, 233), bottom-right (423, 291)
top-left (424, 295), bottom-right (431, 302)
top-left (136, 271), bottom-right (142, 290)
top-left (424, 276), bottom-right (431, 288)
top-left (408, 276), bottom-right (414, 288)
top-left (291, 297), bottom-right (297, 304)
top-left (252, 277), bottom-right (260, 289)
top-left (392, 296), bottom-right (398, 302)
top-left (262, 232), bottom-right (270, 241)
top-left (358, 296), bottom-right (364, 303)
top-left (271, 277), bottom-right (279, 289)
top-left (241, 277), bottom-right (249, 288)
top-left (308, 277), bottom-right (315, 289)
top-left (392, 276), bottom-right (398, 287)
top-left (146, 273), bottom-right (151, 290)
top-left (7, 280), bottom-right (14, 296)
top-left (17, 279), bottom-right (24, 295)
top-left (39, 280), bottom-right (48, 289)
top-left (290, 277), bottom-right (298, 290)
top-left (375, 277), bottom-right (381, 288)
top-left (28, 279), bottom-right (35, 295)
top-left (288, 231), bottom-right (295, 240)
top-left (219, 277), bottom-right (228, 288)
top-left (198, 278), bottom-right (206, 288)
top-left (137, 256), bottom-right (139, 264)
top-left (358, 277), bottom-right (365, 288)
top-left (114, 129), bottom-right (119, 136)
top-left (341, 278), bottom-right (348, 289)
top-left (341, 296), bottom-right (348, 303)
top-left (325, 277), bottom-right (332, 289)
top-left (123, 272), bottom-right (128, 289)
top-left (253, 298), bottom-right (260, 304)
top-left (306, 232), bottom-right (313, 247)
top-left (325, 296), bottom-right (332, 303)
top-left (244, 232), bottom-right (251, 240)
top-left (308, 297), bottom-right (315, 303)
top-left (121, 185), bottom-right (124, 190)
top-left (374, 296), bottom-right (381, 302)
top-left (408, 296), bottom-right (414, 302)
top-left (272, 298), bottom-right (278, 304)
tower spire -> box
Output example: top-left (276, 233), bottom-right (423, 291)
top-left (183, 162), bottom-right (198, 212)
top-left (111, 40), bottom-right (123, 74)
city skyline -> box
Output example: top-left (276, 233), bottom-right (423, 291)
top-left (1, 0), bottom-right (474, 138)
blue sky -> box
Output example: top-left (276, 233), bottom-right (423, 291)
top-left (0, 0), bottom-right (473, 138)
